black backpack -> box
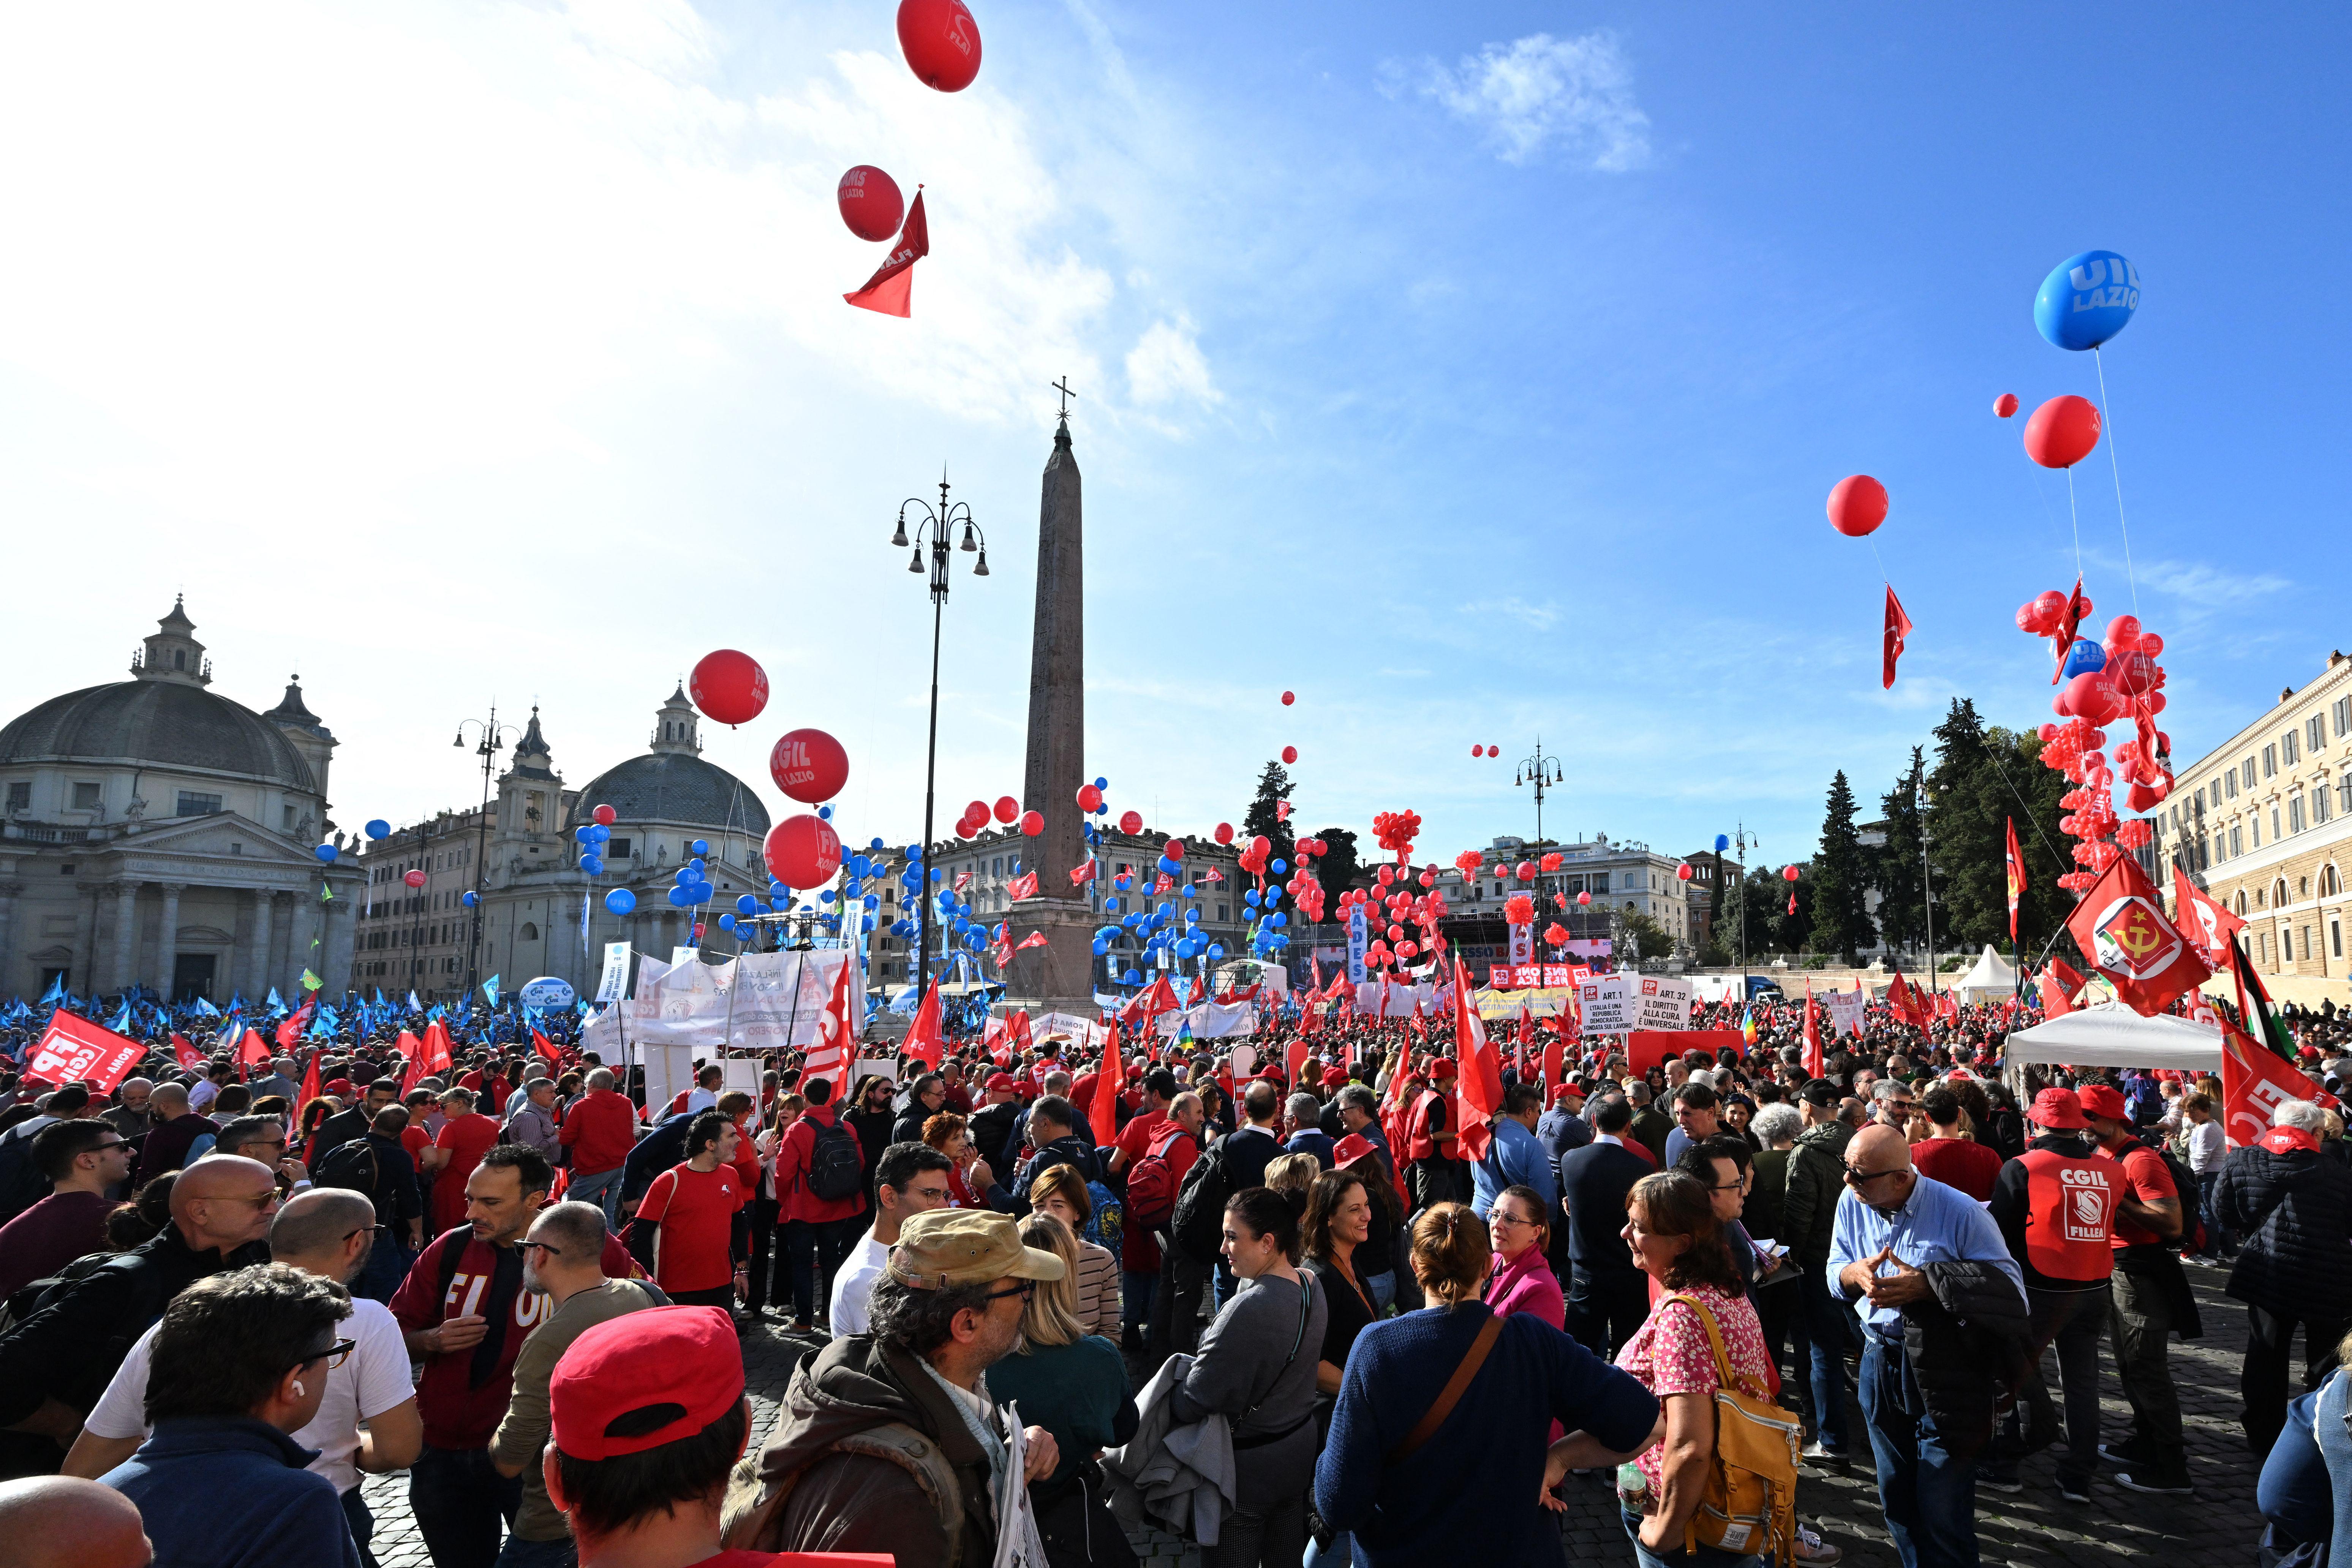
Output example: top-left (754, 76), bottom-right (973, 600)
top-left (805, 1116), bottom-right (865, 1203)
top-left (2121, 1135), bottom-right (2206, 1254)
top-left (314, 1135), bottom-right (381, 1197)
top-left (1170, 1138), bottom-right (1232, 1265)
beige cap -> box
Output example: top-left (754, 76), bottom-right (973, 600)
top-left (888, 1208), bottom-right (1069, 1289)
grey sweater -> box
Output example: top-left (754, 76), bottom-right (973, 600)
top-left (1170, 1269), bottom-right (1327, 1506)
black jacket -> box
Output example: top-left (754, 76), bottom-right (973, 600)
top-left (2213, 1140), bottom-right (2352, 1319)
top-left (1556, 1141), bottom-right (1650, 1274)
top-left (965, 1100), bottom-right (1022, 1172)
top-left (620, 1111), bottom-right (697, 1205)
top-left (1899, 1258), bottom-right (2032, 1464)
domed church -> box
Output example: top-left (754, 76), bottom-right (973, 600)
top-left (0, 599), bottom-right (364, 1002)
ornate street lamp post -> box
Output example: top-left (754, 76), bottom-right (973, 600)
top-left (891, 473), bottom-right (988, 999)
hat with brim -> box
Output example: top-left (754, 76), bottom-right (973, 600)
top-left (2030, 1087), bottom-right (2089, 1131)
top-left (887, 1208), bottom-right (1067, 1289)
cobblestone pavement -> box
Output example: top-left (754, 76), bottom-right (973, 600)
top-left (358, 1272), bottom-right (2271, 1567)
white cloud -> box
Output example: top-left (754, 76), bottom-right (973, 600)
top-left (1457, 596), bottom-right (1560, 630)
top-left (1125, 315), bottom-right (1220, 408)
top-left (1414, 31), bottom-right (1650, 169)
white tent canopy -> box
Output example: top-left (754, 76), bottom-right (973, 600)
top-left (1951, 944), bottom-right (2019, 999)
top-left (2004, 1001), bottom-right (2224, 1073)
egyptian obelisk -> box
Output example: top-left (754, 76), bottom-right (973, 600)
top-left (1009, 390), bottom-right (1096, 1015)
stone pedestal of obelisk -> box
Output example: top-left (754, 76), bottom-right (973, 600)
top-left (1007, 412), bottom-right (1099, 1016)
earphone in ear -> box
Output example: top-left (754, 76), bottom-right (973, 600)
top-left (291, 1380), bottom-right (305, 1397)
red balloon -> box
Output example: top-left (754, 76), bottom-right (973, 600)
top-left (1515, 860), bottom-right (1537, 881)
top-left (964, 800), bottom-right (988, 826)
top-left (1994, 392), bottom-right (2019, 418)
top-left (1076, 783), bottom-right (1104, 812)
top-left (765, 815), bottom-right (842, 889)
top-left (1214, 822), bottom-right (1234, 845)
top-left (1119, 810), bottom-right (1143, 835)
top-left (1164, 838), bottom-right (1186, 860)
top-left (689, 649), bottom-right (768, 726)
top-left (1281, 745), bottom-right (1298, 764)
top-left (896, 0), bottom-right (981, 92)
top-left (1487, 744), bottom-right (1498, 756)
top-left (591, 803), bottom-right (617, 826)
top-left (1280, 691), bottom-right (1295, 706)
top-left (1020, 810), bottom-right (1044, 837)
top-left (2023, 395), bottom-right (2101, 469)
top-left (1783, 865), bottom-right (1800, 882)
top-left (1576, 890), bottom-right (1591, 906)
top-left (1471, 744), bottom-right (1483, 757)
top-left (768, 729), bottom-right (849, 804)
top-left (1827, 474), bottom-right (1888, 538)
top-left (1676, 863), bottom-right (1693, 881)
top-left (404, 869), bottom-right (427, 889)
top-left (2105, 614), bottom-right (2141, 646)
top-left (2064, 671), bottom-right (2125, 726)
top-left (837, 165), bottom-right (904, 242)
top-left (993, 795), bottom-right (1020, 824)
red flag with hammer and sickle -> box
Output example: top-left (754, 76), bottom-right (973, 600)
top-left (2066, 854), bottom-right (2212, 1017)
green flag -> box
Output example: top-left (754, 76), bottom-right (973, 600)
top-left (300, 968), bottom-right (323, 992)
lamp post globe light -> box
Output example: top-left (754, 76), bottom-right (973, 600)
top-left (891, 471), bottom-right (987, 999)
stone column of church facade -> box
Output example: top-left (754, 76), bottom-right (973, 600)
top-left (247, 888), bottom-right (275, 997)
top-left (322, 888), bottom-right (356, 997)
top-left (0, 885), bottom-right (18, 988)
top-left (108, 880), bottom-right (142, 994)
top-left (154, 884), bottom-right (184, 997)
top-left (71, 884), bottom-right (99, 997)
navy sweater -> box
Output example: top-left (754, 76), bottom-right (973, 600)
top-left (1314, 1301), bottom-right (1658, 1566)
top-left (104, 1416), bottom-right (362, 1568)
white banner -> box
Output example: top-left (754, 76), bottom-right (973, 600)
top-left (1508, 923), bottom-right (1533, 966)
top-left (583, 950), bottom-right (849, 1054)
top-left (1346, 905), bottom-right (1367, 985)
top-left (594, 941), bottom-right (632, 1004)
top-left (1820, 987), bottom-right (1865, 1038)
top-left (1153, 1001), bottom-right (1258, 1039)
top-left (1632, 975), bottom-right (1694, 1032)
top-left (1579, 974), bottom-right (1633, 1034)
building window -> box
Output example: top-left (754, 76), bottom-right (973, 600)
top-left (2231, 827), bottom-right (2243, 857)
top-left (520, 923), bottom-right (539, 940)
top-left (2337, 696), bottom-right (2352, 740)
top-left (2321, 787), bottom-right (2337, 825)
top-left (2334, 920), bottom-right (2343, 959)
top-left (2263, 745), bottom-right (2278, 779)
top-left (2272, 807), bottom-right (2282, 840)
top-left (2302, 925), bottom-right (2313, 961)
top-left (2222, 772), bottom-right (2236, 800)
top-left (3, 782), bottom-right (26, 811)
top-left (175, 792), bottom-right (223, 817)
top-left (283, 805), bottom-right (297, 831)
top-left (2276, 879), bottom-right (2291, 908)
top-left (2284, 730), bottom-right (2301, 766)
top-left (2311, 716), bottom-right (2328, 755)
top-left (72, 782), bottom-right (102, 810)
top-left (2340, 779), bottom-right (2352, 817)
top-left (607, 838), bottom-right (631, 858)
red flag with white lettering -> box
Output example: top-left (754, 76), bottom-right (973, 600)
top-left (2222, 1025), bottom-right (2323, 1148)
top-left (171, 1032), bottom-right (205, 1073)
top-left (27, 1011), bottom-right (146, 1094)
top-left (801, 956), bottom-right (857, 1090)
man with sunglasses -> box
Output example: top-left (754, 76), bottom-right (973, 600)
top-left (67, 1190), bottom-right (421, 1567)
top-left (0, 1119), bottom-right (133, 1299)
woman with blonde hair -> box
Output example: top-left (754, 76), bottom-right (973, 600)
top-left (987, 1212), bottom-right (1138, 1564)
top-left (1029, 1161), bottom-right (1121, 1340)
top-left (1265, 1151), bottom-right (1321, 1199)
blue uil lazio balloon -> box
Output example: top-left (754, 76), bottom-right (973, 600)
top-left (2034, 250), bottom-right (2139, 351)
top-left (2061, 636), bottom-right (2108, 680)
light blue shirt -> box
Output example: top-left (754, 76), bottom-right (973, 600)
top-left (1472, 1115), bottom-right (1559, 1218)
top-left (1824, 1172), bottom-right (2023, 1339)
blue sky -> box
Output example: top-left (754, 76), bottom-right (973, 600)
top-left (1, 2), bottom-right (2343, 875)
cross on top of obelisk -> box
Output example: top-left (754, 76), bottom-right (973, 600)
top-left (1052, 376), bottom-right (1076, 423)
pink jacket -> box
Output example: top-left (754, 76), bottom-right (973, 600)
top-left (1487, 1244), bottom-right (1565, 1329)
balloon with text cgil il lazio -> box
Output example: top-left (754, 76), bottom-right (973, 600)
top-left (1826, 474), bottom-right (1888, 538)
top-left (2034, 250), bottom-right (2140, 351)
top-left (1994, 392), bottom-right (2018, 418)
top-left (2023, 395), bottom-right (2101, 468)
top-left (1119, 810), bottom-right (1143, 835)
top-left (765, 815), bottom-right (842, 889)
top-left (690, 650), bottom-right (768, 726)
top-left (769, 729), bottom-right (848, 804)
top-left (838, 166), bottom-right (904, 242)
top-left (897, 0), bottom-right (981, 91)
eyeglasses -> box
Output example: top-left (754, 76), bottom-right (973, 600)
top-left (1842, 1165), bottom-right (1904, 1187)
top-left (1491, 1211), bottom-right (1540, 1230)
top-left (519, 1239), bottom-right (564, 1258)
top-left (983, 1279), bottom-right (1037, 1304)
top-left (292, 1338), bottom-right (356, 1373)
top-left (218, 1190), bottom-right (283, 1209)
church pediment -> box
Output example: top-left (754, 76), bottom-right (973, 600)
top-left (121, 811), bottom-right (316, 863)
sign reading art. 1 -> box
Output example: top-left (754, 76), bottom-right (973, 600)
top-left (1579, 975), bottom-right (1634, 1034)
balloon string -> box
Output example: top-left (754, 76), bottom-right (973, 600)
top-left (2093, 346), bottom-right (2141, 623)
top-left (1867, 536), bottom-right (1887, 585)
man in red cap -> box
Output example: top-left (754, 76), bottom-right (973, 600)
top-left (1985, 1087), bottom-right (2118, 1502)
top-left (2077, 1082), bottom-right (2192, 1495)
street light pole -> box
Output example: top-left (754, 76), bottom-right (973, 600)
top-left (892, 471), bottom-right (988, 1002)
top-left (1513, 737), bottom-right (1565, 947)
top-left (454, 707), bottom-right (523, 1004)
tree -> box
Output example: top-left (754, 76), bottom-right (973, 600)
top-left (1732, 865), bottom-right (1785, 958)
top-left (1623, 910), bottom-right (1674, 961)
top-left (1772, 876), bottom-right (1812, 954)
top-left (1921, 699), bottom-right (2074, 957)
top-left (1309, 826), bottom-right (1362, 900)
top-left (1240, 760), bottom-right (1296, 875)
top-left (1871, 748), bottom-right (1928, 955)
top-left (1809, 771), bottom-right (1873, 964)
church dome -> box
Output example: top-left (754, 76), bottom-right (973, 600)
top-left (0, 680), bottom-right (318, 790)
top-left (564, 752), bottom-right (770, 836)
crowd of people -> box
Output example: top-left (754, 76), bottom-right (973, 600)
top-left (2, 987), bottom-right (2352, 1567)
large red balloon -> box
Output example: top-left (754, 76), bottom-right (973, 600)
top-left (690, 650), bottom-right (768, 726)
top-left (765, 815), bottom-right (842, 888)
top-left (1994, 392), bottom-right (2019, 418)
top-left (2023, 395), bottom-right (2101, 469)
top-left (837, 166), bottom-right (904, 242)
top-left (768, 729), bottom-right (849, 804)
top-left (1827, 475), bottom-right (1888, 538)
top-left (1782, 865), bottom-right (1800, 882)
top-left (993, 795), bottom-right (1020, 824)
top-left (1020, 811), bottom-right (1043, 837)
top-left (591, 803), bottom-right (617, 826)
top-left (1281, 745), bottom-right (1298, 764)
top-left (896, 0), bottom-right (981, 92)
top-left (404, 869), bottom-right (427, 889)
top-left (1214, 822), bottom-right (1234, 845)
top-left (1076, 784), bottom-right (1103, 812)
top-left (1119, 809), bottom-right (1143, 835)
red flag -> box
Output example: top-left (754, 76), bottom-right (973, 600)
top-left (533, 1030), bottom-right (560, 1065)
top-left (397, 1030), bottom-right (426, 1095)
top-left (1802, 982), bottom-right (1824, 1078)
top-left (1451, 958), bottom-right (1504, 1164)
top-left (2049, 577), bottom-right (2091, 685)
top-left (171, 1032), bottom-right (205, 1073)
top-left (953, 871), bottom-right (972, 894)
top-left (2005, 816), bottom-right (2026, 942)
top-left (1069, 859), bottom-right (1096, 887)
top-left (1882, 584), bottom-right (1914, 690)
top-left (1010, 1008), bottom-right (1033, 1058)
top-left (274, 1001), bottom-right (314, 1050)
top-left (1093, 1023), bottom-right (1124, 1144)
top-left (903, 978), bottom-right (945, 1070)
top-left (801, 956), bottom-right (858, 1090)
top-left (1007, 870), bottom-right (1039, 901)
top-left (26, 1011), bottom-right (146, 1094)
top-left (236, 1027), bottom-right (272, 1070)
top-left (2171, 862), bottom-right (2245, 969)
top-left (2041, 958), bottom-right (2087, 1016)
top-left (2221, 1024), bottom-right (2324, 1148)
top-left (1540, 1014), bottom-right (1564, 1096)
top-left (1286, 1027), bottom-right (1310, 1090)
top-left (297, 1049), bottom-right (321, 1109)
top-left (2065, 852), bottom-right (2213, 1017)
top-left (1015, 931), bottom-right (1050, 951)
top-left (844, 190), bottom-right (929, 317)
top-left (1121, 975), bottom-right (1179, 1027)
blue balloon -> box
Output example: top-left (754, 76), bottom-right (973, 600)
top-left (863, 894), bottom-right (879, 910)
top-left (605, 888), bottom-right (637, 915)
top-left (589, 824), bottom-right (609, 843)
top-left (1271, 858), bottom-right (1287, 875)
top-left (869, 837), bottom-right (885, 852)
top-left (580, 855), bottom-right (603, 875)
top-left (691, 839), bottom-right (709, 856)
top-left (1094, 777), bottom-right (1108, 790)
top-left (736, 895), bottom-right (758, 915)
top-left (1185, 907), bottom-right (1201, 923)
top-left (462, 891), bottom-right (479, 907)
top-left (576, 826), bottom-right (594, 844)
top-left (1093, 939), bottom-right (1110, 956)
top-left (1124, 969), bottom-right (1143, 985)
top-left (817, 806), bottom-right (831, 820)
top-left (2063, 637), bottom-right (2107, 678)
top-left (314, 843), bottom-right (337, 863)
top-left (930, 868), bottom-right (943, 883)
top-left (689, 858), bottom-right (706, 876)
top-left (1208, 944), bottom-right (1225, 959)
top-left (667, 886), bottom-right (689, 907)
top-left (2034, 250), bottom-right (2139, 352)
top-left (364, 819), bottom-right (391, 841)
top-left (719, 914), bottom-right (737, 932)
top-left (773, 897), bottom-right (790, 911)
top-left (1269, 912), bottom-right (1286, 928)
top-left (1245, 890), bottom-right (1261, 906)
top-left (1715, 834), bottom-right (1730, 855)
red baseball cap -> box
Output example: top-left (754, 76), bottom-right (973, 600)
top-left (2076, 1084), bottom-right (2129, 1122)
top-left (984, 1072), bottom-right (1017, 1092)
top-left (1334, 1133), bottom-right (1378, 1168)
top-left (2028, 1087), bottom-right (2089, 1131)
top-left (549, 1307), bottom-right (742, 1461)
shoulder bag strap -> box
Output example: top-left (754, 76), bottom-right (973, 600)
top-left (1239, 1276), bottom-right (1317, 1421)
top-left (1660, 1293), bottom-right (1757, 1398)
top-left (1385, 1310), bottom-right (1503, 1464)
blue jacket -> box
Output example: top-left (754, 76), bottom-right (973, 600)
top-left (1470, 1115), bottom-right (1558, 1219)
top-left (1285, 1129), bottom-right (1337, 1168)
top-left (104, 1416), bottom-right (362, 1568)
top-left (1314, 1302), bottom-right (1657, 1565)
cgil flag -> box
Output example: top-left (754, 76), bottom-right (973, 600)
top-left (844, 190), bottom-right (929, 318)
top-left (2064, 853), bottom-right (2212, 1018)
top-left (2004, 817), bottom-right (2026, 942)
top-left (1882, 584), bottom-right (1914, 690)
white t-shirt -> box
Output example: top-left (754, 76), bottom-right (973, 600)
top-left (686, 1089), bottom-right (720, 1114)
top-left (84, 1296), bottom-right (414, 1495)
top-left (828, 1232), bottom-right (892, 1336)
top-left (2186, 1119), bottom-right (2226, 1174)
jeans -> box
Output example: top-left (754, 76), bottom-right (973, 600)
top-left (2196, 1170), bottom-right (2235, 1257)
top-left (2315, 1372), bottom-right (2352, 1554)
top-left (409, 1445), bottom-right (523, 1568)
top-left (1990, 1284), bottom-right (2109, 1486)
top-left (1565, 1266), bottom-right (1648, 1360)
top-left (1794, 1265), bottom-right (1855, 1454)
top-left (493, 1534), bottom-right (577, 1568)
top-left (1206, 1497), bottom-right (1306, 1568)
top-left (1122, 1268), bottom-right (1157, 1337)
top-left (1620, 1509), bottom-right (1762, 1568)
top-left (353, 1231), bottom-right (411, 1305)
top-left (745, 1197), bottom-right (780, 1314)
top-left (566, 1163), bottom-right (625, 1224)
top-left (2244, 1305), bottom-right (2350, 1458)
top-left (2109, 1262), bottom-right (2185, 1475)
top-left (1858, 1336), bottom-right (1979, 1568)
top-left (784, 1213), bottom-right (865, 1325)
top-left (342, 1486), bottom-right (378, 1568)
top-left (1363, 1269), bottom-right (1396, 1316)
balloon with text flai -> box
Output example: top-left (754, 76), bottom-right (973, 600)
top-left (769, 729), bottom-right (849, 804)
top-left (897, 0), bottom-right (981, 91)
top-left (838, 166), bottom-right (905, 242)
top-left (605, 888), bottom-right (636, 915)
top-left (765, 815), bottom-right (842, 889)
top-left (1826, 475), bottom-right (1888, 538)
top-left (1994, 393), bottom-right (2018, 418)
top-left (2023, 395), bottom-right (2101, 468)
top-left (689, 650), bottom-right (768, 726)
top-left (2034, 250), bottom-right (2140, 352)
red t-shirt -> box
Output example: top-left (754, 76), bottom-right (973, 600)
top-left (1911, 1136), bottom-right (2005, 1203)
top-left (431, 1114), bottom-right (502, 1231)
top-left (2099, 1140), bottom-right (2179, 1249)
top-left (559, 1089), bottom-right (640, 1175)
top-left (639, 1162), bottom-right (748, 1292)
top-left (1114, 1108), bottom-right (1172, 1166)
top-left (390, 1227), bottom-right (637, 1448)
